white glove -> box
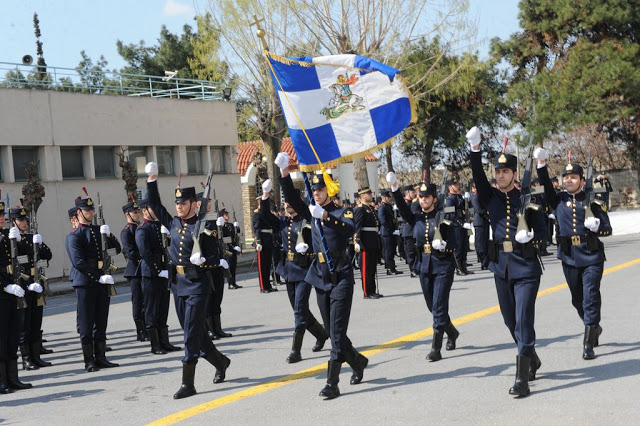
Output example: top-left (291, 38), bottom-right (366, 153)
top-left (463, 223), bottom-right (472, 230)
top-left (533, 147), bottom-right (549, 161)
top-left (233, 221), bottom-right (239, 228)
top-left (256, 244), bottom-right (262, 252)
top-left (262, 179), bottom-right (273, 193)
top-left (161, 225), bottom-right (171, 235)
top-left (548, 213), bottom-right (556, 220)
top-left (219, 259), bottom-right (229, 269)
top-left (4, 284), bottom-right (25, 298)
top-left (466, 126), bottom-right (481, 148)
top-left (354, 243), bottom-right (361, 253)
top-left (145, 162), bottom-right (158, 176)
top-left (585, 217), bottom-right (600, 232)
top-left (274, 152), bottom-right (290, 172)
top-left (295, 242), bottom-right (309, 253)
top-left (393, 204), bottom-right (398, 211)
top-left (190, 253), bottom-right (206, 266)
top-left (158, 270), bottom-right (169, 279)
top-left (464, 192), bottom-right (471, 200)
top-left (386, 172), bottom-right (397, 185)
top-left (216, 216), bottom-right (225, 227)
top-left (515, 229), bottom-right (534, 244)
top-left (33, 234), bottom-right (43, 245)
top-left (100, 224), bottom-right (110, 235)
top-left (233, 245), bottom-right (242, 252)
top-left (9, 227), bottom-right (21, 241)
top-left (432, 239), bottom-right (447, 251)
top-left (392, 230), bottom-right (400, 236)
top-left (309, 204), bottom-right (326, 220)
top-left (28, 283), bottom-right (43, 293)
top-left (99, 275), bottom-right (114, 285)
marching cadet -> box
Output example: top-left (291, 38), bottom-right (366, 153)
top-left (387, 175), bottom-right (460, 362)
top-left (379, 189), bottom-right (402, 276)
top-left (401, 185), bottom-right (419, 277)
top-left (260, 179), bottom-right (329, 363)
top-left (531, 179), bottom-right (552, 256)
top-left (135, 198), bottom-right (182, 355)
top-left (120, 201), bottom-right (147, 342)
top-left (271, 204), bottom-right (284, 287)
top-left (594, 172), bottom-right (613, 210)
top-left (350, 192), bottom-right (362, 270)
top-left (144, 162), bottom-right (230, 400)
top-left (219, 209), bottom-right (243, 290)
top-left (470, 181), bottom-right (490, 270)
top-left (445, 177), bottom-right (473, 275)
top-left (9, 206), bottom-right (53, 371)
top-left (253, 199), bottom-right (277, 293)
top-left (467, 127), bottom-right (546, 397)
top-left (275, 152), bottom-right (368, 400)
top-left (66, 196), bottom-right (121, 372)
top-left (534, 148), bottom-right (612, 359)
top-left (354, 187), bottom-right (383, 299)
top-left (1, 200), bottom-right (32, 393)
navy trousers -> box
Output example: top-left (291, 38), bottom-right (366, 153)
top-left (76, 286), bottom-right (110, 345)
top-left (381, 235), bottom-right (397, 270)
top-left (0, 298), bottom-right (19, 361)
top-left (129, 277), bottom-right (144, 322)
top-left (19, 292), bottom-right (44, 345)
top-left (419, 267), bottom-right (455, 334)
top-left (404, 236), bottom-right (417, 273)
top-left (142, 277), bottom-right (171, 329)
top-left (285, 280), bottom-right (314, 333)
top-left (314, 281), bottom-right (354, 363)
top-left (173, 292), bottom-right (215, 365)
top-left (562, 262), bottom-right (603, 326)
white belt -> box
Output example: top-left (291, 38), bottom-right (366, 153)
top-left (361, 227), bottom-right (379, 232)
top-left (259, 229), bottom-right (273, 234)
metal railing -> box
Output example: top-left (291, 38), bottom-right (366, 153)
top-left (0, 62), bottom-right (226, 101)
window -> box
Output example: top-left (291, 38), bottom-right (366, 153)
top-left (157, 147), bottom-right (174, 175)
top-left (94, 147), bottom-right (115, 178)
top-left (187, 147), bottom-right (203, 174)
top-left (61, 147), bottom-right (84, 179)
top-left (211, 147), bottom-right (227, 173)
top-left (127, 146), bottom-right (147, 175)
top-left (12, 147), bottom-right (38, 181)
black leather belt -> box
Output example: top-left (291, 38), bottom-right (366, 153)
top-left (558, 235), bottom-right (588, 246)
top-left (496, 241), bottom-right (524, 253)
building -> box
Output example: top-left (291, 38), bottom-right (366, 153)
top-left (0, 72), bottom-right (240, 280)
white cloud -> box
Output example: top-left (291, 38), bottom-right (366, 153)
top-left (163, 0), bottom-right (193, 17)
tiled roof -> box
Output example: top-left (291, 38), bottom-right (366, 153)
top-left (237, 137), bottom-right (378, 176)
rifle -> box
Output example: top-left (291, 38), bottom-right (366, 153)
top-left (30, 203), bottom-right (49, 305)
top-left (583, 149), bottom-right (607, 219)
top-left (94, 192), bottom-right (117, 296)
top-left (516, 147), bottom-right (541, 235)
top-left (160, 223), bottom-right (171, 291)
top-left (7, 196), bottom-right (28, 309)
top-left (433, 171), bottom-right (455, 242)
top-left (232, 210), bottom-right (243, 255)
top-left (212, 189), bottom-right (232, 279)
top-left (463, 180), bottom-right (474, 236)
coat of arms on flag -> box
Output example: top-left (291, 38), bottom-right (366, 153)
top-left (264, 52), bottom-right (417, 172)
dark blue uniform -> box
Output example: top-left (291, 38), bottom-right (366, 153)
top-left (378, 201), bottom-right (398, 273)
top-left (538, 164), bottom-right (612, 358)
top-left (281, 174), bottom-right (368, 397)
top-left (253, 210), bottom-right (276, 292)
top-left (445, 193), bottom-right (471, 273)
top-left (121, 222), bottom-right (145, 340)
top-left (354, 203), bottom-right (381, 297)
top-left (221, 221), bottom-right (241, 288)
top-left (402, 196), bottom-right (419, 274)
top-left (471, 194), bottom-right (490, 270)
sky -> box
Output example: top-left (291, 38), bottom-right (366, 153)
top-left (1, 0), bottom-right (522, 73)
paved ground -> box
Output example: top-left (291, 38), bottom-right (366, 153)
top-left (2, 233), bottom-right (640, 425)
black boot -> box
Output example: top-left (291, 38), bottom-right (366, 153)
top-left (213, 314), bottom-right (232, 338)
top-left (529, 350), bottom-right (542, 381)
top-left (30, 337), bottom-right (52, 368)
top-left (583, 325), bottom-right (598, 360)
top-left (0, 361), bottom-right (15, 394)
top-left (307, 318), bottom-right (329, 352)
top-left (594, 325), bottom-right (603, 347)
top-left (508, 355), bottom-right (531, 397)
top-left (135, 319), bottom-right (148, 342)
top-left (445, 322), bottom-right (459, 351)
top-left (159, 327), bottom-right (182, 352)
top-left (7, 358), bottom-right (32, 390)
top-left (82, 343), bottom-right (99, 372)
top-left (204, 349), bottom-right (231, 384)
top-left (427, 332), bottom-right (443, 362)
top-left (39, 331), bottom-right (54, 355)
top-left (319, 361), bottom-right (341, 399)
top-left (173, 363), bottom-right (197, 399)
top-left (286, 331), bottom-right (304, 363)
top-left (345, 346), bottom-right (368, 385)
top-left (206, 316), bottom-right (219, 340)
top-left (94, 341), bottom-right (119, 368)
top-left (20, 344), bottom-right (39, 371)
top-left (148, 329), bottom-right (167, 355)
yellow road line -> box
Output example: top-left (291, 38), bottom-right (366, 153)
top-left (147, 257), bottom-right (640, 425)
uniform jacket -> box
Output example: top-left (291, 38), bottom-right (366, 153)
top-left (66, 223), bottom-right (121, 288)
top-left (120, 223), bottom-right (141, 278)
top-left (354, 203), bottom-right (381, 251)
top-left (135, 220), bottom-right (167, 278)
top-left (252, 211), bottom-right (276, 249)
top-left (378, 202), bottom-right (396, 236)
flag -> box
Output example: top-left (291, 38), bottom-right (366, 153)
top-left (265, 52), bottom-right (416, 172)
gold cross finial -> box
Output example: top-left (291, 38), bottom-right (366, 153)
top-left (249, 15), bottom-right (268, 50)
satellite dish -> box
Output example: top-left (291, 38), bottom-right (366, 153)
top-left (22, 55), bottom-right (33, 65)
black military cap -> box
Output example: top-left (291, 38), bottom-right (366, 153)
top-left (122, 201), bottom-right (139, 213)
top-left (139, 198), bottom-right (150, 209)
top-left (402, 185), bottom-right (414, 192)
top-left (10, 206), bottom-right (29, 219)
top-left (562, 163), bottom-right (584, 177)
top-left (550, 176), bottom-right (559, 183)
top-left (418, 183), bottom-right (437, 197)
top-left (353, 192), bottom-right (360, 199)
top-left (375, 196), bottom-right (382, 203)
top-left (494, 152), bottom-right (518, 171)
top-left (531, 178), bottom-right (540, 185)
top-left (75, 197), bottom-right (95, 210)
top-left (175, 187), bottom-right (197, 203)
top-left (68, 207), bottom-right (77, 219)
top-left (218, 208), bottom-right (228, 216)
top-left (357, 186), bottom-right (372, 195)
top-left (380, 189), bottom-right (391, 197)
top-left (310, 174), bottom-right (326, 191)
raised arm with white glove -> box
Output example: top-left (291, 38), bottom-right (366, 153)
top-left (386, 172), bottom-right (399, 192)
top-left (533, 147), bottom-right (549, 168)
top-left (466, 126), bottom-right (481, 151)
top-left (274, 152), bottom-right (290, 174)
top-left (262, 179), bottom-right (273, 196)
top-left (145, 162), bottom-right (159, 182)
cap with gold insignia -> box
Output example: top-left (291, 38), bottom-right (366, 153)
top-left (562, 163), bottom-right (584, 177)
top-left (139, 198), bottom-right (150, 209)
top-left (122, 201), bottom-right (139, 213)
top-left (357, 186), bottom-right (372, 195)
top-left (175, 187), bottom-right (196, 203)
top-left (418, 183), bottom-right (437, 197)
top-left (402, 185), bottom-right (414, 192)
top-left (10, 206), bottom-right (29, 219)
top-left (494, 152), bottom-right (518, 171)
top-left (75, 197), bottom-right (95, 210)
top-left (310, 174), bottom-right (326, 191)
top-left (380, 189), bottom-right (391, 197)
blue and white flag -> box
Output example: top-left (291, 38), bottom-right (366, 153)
top-left (266, 53), bottom-right (416, 171)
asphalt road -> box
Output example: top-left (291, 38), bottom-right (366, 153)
top-left (2, 234), bottom-right (639, 425)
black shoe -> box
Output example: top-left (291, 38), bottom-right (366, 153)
top-left (529, 350), bottom-right (542, 381)
top-left (286, 332), bottom-right (304, 363)
top-left (6, 359), bottom-right (32, 390)
top-left (456, 269), bottom-right (469, 276)
top-left (204, 349), bottom-right (231, 384)
top-left (135, 319), bottom-right (148, 342)
top-left (594, 325), bottom-right (603, 347)
top-left (427, 332), bottom-right (443, 362)
top-left (386, 270), bottom-right (393, 276)
top-left (260, 289), bottom-right (271, 294)
top-left (307, 319), bottom-right (329, 352)
top-left (159, 327), bottom-right (182, 352)
top-left (319, 361), bottom-right (341, 399)
top-left (348, 351), bottom-right (368, 385)
top-left (540, 250), bottom-right (552, 257)
top-left (30, 339), bottom-right (52, 368)
top-left (213, 315), bottom-right (233, 338)
top-left (82, 344), bottom-right (99, 372)
top-left (509, 355), bottom-right (531, 397)
top-left (94, 341), bottom-right (119, 368)
top-left (410, 272), bottom-right (417, 278)
top-left (173, 363), bottom-right (197, 399)
top-left (206, 317), bottom-right (219, 340)
top-left (148, 329), bottom-right (167, 355)
top-left (0, 361), bottom-right (15, 394)
top-left (444, 322), bottom-right (459, 351)
top-left (20, 345), bottom-right (39, 371)
top-left (369, 293), bottom-right (381, 299)
top-left (40, 345), bottom-right (54, 355)
top-left (583, 325), bottom-right (598, 360)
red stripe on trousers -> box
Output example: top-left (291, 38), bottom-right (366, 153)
top-left (257, 251), bottom-right (264, 290)
top-left (362, 250), bottom-right (368, 297)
